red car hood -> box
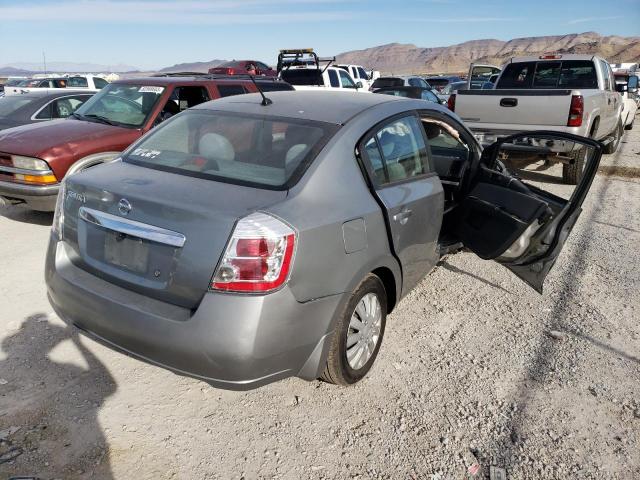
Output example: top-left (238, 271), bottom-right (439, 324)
top-left (0, 119), bottom-right (142, 178)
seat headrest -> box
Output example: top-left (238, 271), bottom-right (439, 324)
top-left (378, 131), bottom-right (395, 157)
top-left (199, 133), bottom-right (235, 163)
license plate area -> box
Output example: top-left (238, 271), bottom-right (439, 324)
top-left (104, 231), bottom-right (149, 273)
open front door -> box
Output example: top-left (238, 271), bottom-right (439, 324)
top-left (454, 131), bottom-right (601, 293)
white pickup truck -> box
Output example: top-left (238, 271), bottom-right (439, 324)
top-left (451, 55), bottom-right (623, 184)
top-left (277, 49), bottom-right (368, 93)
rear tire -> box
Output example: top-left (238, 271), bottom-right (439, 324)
top-left (562, 147), bottom-right (587, 185)
top-left (625, 118), bottom-right (634, 130)
top-left (603, 121), bottom-right (623, 154)
top-left (321, 274), bottom-right (387, 386)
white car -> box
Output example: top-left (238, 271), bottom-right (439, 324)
top-left (336, 64), bottom-right (374, 90)
top-left (4, 74), bottom-right (108, 96)
top-left (615, 72), bottom-right (638, 130)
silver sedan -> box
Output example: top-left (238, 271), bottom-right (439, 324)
top-left (46, 91), bottom-right (602, 390)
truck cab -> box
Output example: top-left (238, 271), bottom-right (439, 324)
top-left (336, 64), bottom-right (373, 90)
top-left (277, 49), bottom-right (367, 92)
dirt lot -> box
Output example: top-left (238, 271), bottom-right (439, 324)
top-left (1, 122), bottom-right (639, 480)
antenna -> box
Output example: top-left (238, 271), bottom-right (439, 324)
top-left (247, 74), bottom-right (273, 106)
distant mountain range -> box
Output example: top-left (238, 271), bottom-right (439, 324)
top-left (2, 32), bottom-right (638, 78)
top-left (158, 59), bottom-right (227, 73)
top-left (336, 32), bottom-right (640, 75)
top-left (0, 61), bottom-right (139, 75)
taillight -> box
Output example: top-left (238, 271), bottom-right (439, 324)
top-left (211, 212), bottom-right (296, 293)
top-left (226, 68), bottom-right (234, 75)
top-left (447, 93), bottom-right (456, 112)
top-left (51, 179), bottom-right (66, 241)
top-left (567, 95), bottom-right (584, 127)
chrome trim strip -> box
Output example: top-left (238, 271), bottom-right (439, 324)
top-left (79, 207), bottom-right (186, 248)
top-left (0, 165), bottom-right (54, 176)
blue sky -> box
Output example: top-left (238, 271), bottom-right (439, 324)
top-left (0, 0), bottom-right (638, 70)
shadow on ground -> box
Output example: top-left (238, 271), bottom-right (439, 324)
top-left (0, 205), bottom-right (53, 226)
top-left (0, 314), bottom-right (116, 479)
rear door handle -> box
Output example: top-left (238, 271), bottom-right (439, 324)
top-left (500, 98), bottom-right (518, 107)
top-left (393, 209), bottom-right (413, 225)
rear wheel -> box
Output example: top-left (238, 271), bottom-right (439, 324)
top-left (562, 147), bottom-right (587, 185)
top-left (321, 274), bottom-right (387, 385)
top-left (603, 121), bottom-right (623, 154)
top-left (625, 117), bottom-right (634, 130)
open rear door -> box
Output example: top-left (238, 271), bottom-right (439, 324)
top-left (454, 131), bottom-right (601, 293)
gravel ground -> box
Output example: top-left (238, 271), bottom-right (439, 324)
top-left (1, 120), bottom-right (639, 479)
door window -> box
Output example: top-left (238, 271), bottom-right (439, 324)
top-left (408, 77), bottom-right (427, 88)
top-left (338, 70), bottom-right (356, 88)
top-left (93, 77), bottom-right (108, 89)
top-left (52, 96), bottom-right (89, 118)
top-left (365, 116), bottom-right (430, 184)
top-left (328, 69), bottom-right (340, 88)
top-left (420, 89), bottom-right (439, 103)
top-left (358, 67), bottom-right (369, 81)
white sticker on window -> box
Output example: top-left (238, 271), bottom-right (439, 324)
top-left (139, 86), bottom-right (164, 94)
top-left (132, 148), bottom-right (162, 159)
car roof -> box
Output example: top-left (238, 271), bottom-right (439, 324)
top-left (112, 76), bottom-right (274, 86)
top-left (192, 90), bottom-right (402, 125)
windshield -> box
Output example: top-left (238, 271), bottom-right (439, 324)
top-left (73, 83), bottom-right (165, 127)
top-left (0, 96), bottom-right (36, 117)
top-left (123, 111), bottom-right (337, 189)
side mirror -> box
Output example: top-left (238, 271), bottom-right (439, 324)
top-left (355, 81), bottom-right (363, 89)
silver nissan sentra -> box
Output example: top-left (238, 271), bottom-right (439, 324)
top-left (45, 91), bottom-right (601, 390)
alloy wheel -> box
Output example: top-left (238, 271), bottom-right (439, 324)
top-left (346, 292), bottom-right (382, 370)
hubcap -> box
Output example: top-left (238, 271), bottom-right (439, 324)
top-left (346, 292), bottom-right (382, 370)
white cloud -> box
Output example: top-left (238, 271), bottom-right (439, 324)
top-left (568, 15), bottom-right (624, 24)
top-left (0, 0), bottom-right (356, 24)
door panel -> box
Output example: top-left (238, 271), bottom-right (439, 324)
top-left (360, 115), bottom-right (444, 295)
top-left (457, 131), bottom-right (601, 292)
top-left (377, 178), bottom-right (444, 293)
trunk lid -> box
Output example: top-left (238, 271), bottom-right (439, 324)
top-left (62, 161), bottom-right (287, 309)
top-left (456, 90), bottom-right (573, 127)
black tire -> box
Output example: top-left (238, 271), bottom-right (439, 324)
top-left (624, 118), bottom-right (633, 130)
top-left (321, 274), bottom-right (387, 386)
top-left (562, 147), bottom-right (587, 185)
top-left (603, 121), bottom-right (623, 154)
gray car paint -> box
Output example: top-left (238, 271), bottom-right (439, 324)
top-left (45, 91), bottom-right (596, 389)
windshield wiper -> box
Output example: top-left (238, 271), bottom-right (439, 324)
top-left (82, 114), bottom-right (119, 126)
top-left (71, 112), bottom-right (85, 120)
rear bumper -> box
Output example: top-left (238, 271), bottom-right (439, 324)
top-left (45, 237), bottom-right (345, 390)
top-left (468, 125), bottom-right (588, 146)
top-left (0, 180), bottom-right (59, 211)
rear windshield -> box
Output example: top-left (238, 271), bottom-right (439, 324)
top-left (497, 60), bottom-right (598, 89)
top-left (123, 111), bottom-right (338, 189)
top-left (280, 69), bottom-right (324, 86)
top-left (372, 78), bottom-right (404, 89)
